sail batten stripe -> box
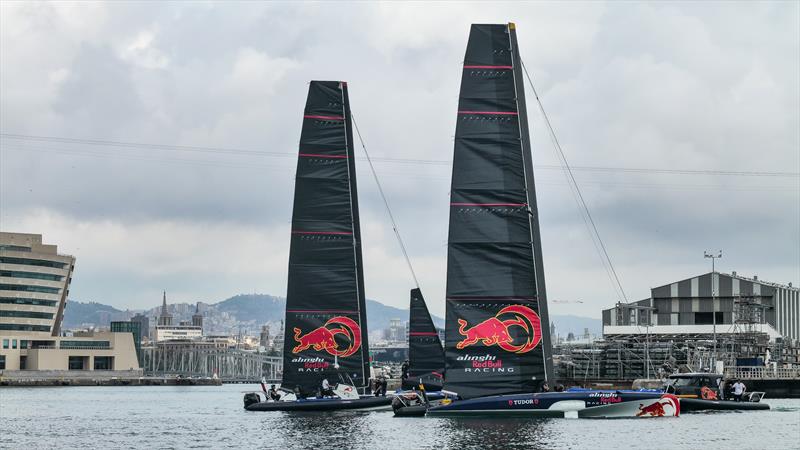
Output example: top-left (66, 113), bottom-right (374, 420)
top-left (463, 65), bottom-right (513, 69)
top-left (447, 296), bottom-right (537, 300)
top-left (291, 230), bottom-right (352, 235)
top-left (298, 153), bottom-right (348, 159)
top-left (409, 332), bottom-right (439, 336)
top-left (287, 309), bottom-right (359, 314)
top-left (458, 110), bottom-right (518, 115)
top-left (304, 114), bottom-right (344, 120)
top-left (451, 202), bottom-right (528, 207)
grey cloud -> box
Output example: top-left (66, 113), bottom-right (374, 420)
top-left (1, 2), bottom-right (797, 315)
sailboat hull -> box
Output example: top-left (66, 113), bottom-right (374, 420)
top-left (245, 395), bottom-right (392, 412)
top-left (426, 391), bottom-right (680, 418)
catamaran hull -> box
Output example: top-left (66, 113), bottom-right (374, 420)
top-left (245, 395), bottom-right (392, 412)
top-left (679, 398), bottom-right (769, 412)
top-left (426, 391), bottom-right (680, 418)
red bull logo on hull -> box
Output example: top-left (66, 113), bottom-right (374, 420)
top-left (636, 394), bottom-right (680, 417)
top-left (292, 316), bottom-right (361, 357)
top-left (456, 305), bottom-right (542, 354)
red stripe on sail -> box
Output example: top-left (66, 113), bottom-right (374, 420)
top-left (458, 111), bottom-right (518, 115)
top-left (463, 65), bottom-right (512, 69)
top-left (451, 202), bottom-right (528, 207)
top-left (287, 310), bottom-right (359, 314)
top-left (431, 371), bottom-right (444, 378)
top-left (304, 114), bottom-right (344, 120)
top-left (291, 231), bottom-right (353, 235)
top-left (447, 296), bottom-right (537, 301)
top-left (409, 332), bottom-right (439, 336)
top-left (299, 153), bottom-right (348, 159)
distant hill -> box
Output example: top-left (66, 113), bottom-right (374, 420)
top-left (63, 294), bottom-right (595, 336)
top-left (61, 301), bottom-right (129, 328)
top-left (550, 314), bottom-right (602, 338)
top-left (215, 294), bottom-right (285, 324)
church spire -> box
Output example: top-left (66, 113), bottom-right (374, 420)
top-left (158, 290), bottom-right (172, 327)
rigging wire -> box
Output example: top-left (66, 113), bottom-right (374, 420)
top-left (2, 133), bottom-right (797, 178)
top-left (350, 114), bottom-right (420, 289)
top-left (520, 58), bottom-right (629, 302)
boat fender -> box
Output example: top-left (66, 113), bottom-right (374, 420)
top-left (243, 393), bottom-right (261, 409)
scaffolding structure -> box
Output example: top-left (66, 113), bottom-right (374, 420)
top-left (555, 328), bottom-right (796, 384)
top-left (141, 340), bottom-right (281, 382)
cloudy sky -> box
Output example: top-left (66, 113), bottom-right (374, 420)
top-left (1, 2), bottom-right (798, 318)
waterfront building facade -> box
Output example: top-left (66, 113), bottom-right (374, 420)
top-left (110, 320), bottom-right (143, 365)
top-left (0, 232), bottom-right (75, 337)
top-left (153, 293), bottom-right (203, 341)
top-left (0, 232), bottom-right (139, 372)
top-left (603, 271), bottom-right (799, 343)
top-left (1, 330), bottom-right (139, 370)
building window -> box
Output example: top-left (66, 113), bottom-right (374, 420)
top-left (0, 271), bottom-right (64, 282)
top-left (59, 341), bottom-right (110, 350)
top-left (0, 257), bottom-right (67, 269)
top-left (11, 339), bottom-right (16, 349)
top-left (0, 355), bottom-right (5, 370)
top-left (0, 310), bottom-right (55, 319)
top-left (68, 356), bottom-right (86, 370)
top-left (695, 312), bottom-right (724, 325)
top-left (94, 356), bottom-right (113, 370)
top-left (0, 297), bottom-right (58, 307)
top-left (0, 324), bottom-right (51, 332)
top-left (0, 245), bottom-right (32, 252)
top-left (2, 339), bottom-right (7, 349)
top-left (0, 284), bottom-right (61, 294)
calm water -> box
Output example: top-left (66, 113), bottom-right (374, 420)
top-left (1, 384), bottom-right (798, 449)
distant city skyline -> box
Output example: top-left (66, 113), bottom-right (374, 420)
top-left (1, 3), bottom-right (798, 318)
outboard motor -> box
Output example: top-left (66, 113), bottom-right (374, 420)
top-left (243, 393), bottom-right (261, 409)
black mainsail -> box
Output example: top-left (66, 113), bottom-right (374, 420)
top-left (405, 288), bottom-right (445, 390)
top-left (281, 81), bottom-right (370, 395)
top-left (443, 23), bottom-right (554, 399)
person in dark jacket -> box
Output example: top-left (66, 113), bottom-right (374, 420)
top-left (268, 384), bottom-right (281, 401)
top-left (401, 360), bottom-right (410, 380)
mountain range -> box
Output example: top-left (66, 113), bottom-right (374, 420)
top-left (62, 294), bottom-right (600, 337)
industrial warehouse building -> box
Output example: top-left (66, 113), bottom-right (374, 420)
top-left (603, 271), bottom-right (799, 343)
top-left (0, 232), bottom-right (139, 371)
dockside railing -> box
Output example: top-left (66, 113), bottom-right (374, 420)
top-left (724, 366), bottom-right (800, 379)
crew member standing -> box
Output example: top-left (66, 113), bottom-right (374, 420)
top-left (321, 378), bottom-right (334, 397)
top-left (401, 360), bottom-right (410, 380)
top-left (732, 379), bottom-right (746, 402)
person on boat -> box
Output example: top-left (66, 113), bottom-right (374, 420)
top-left (268, 385), bottom-right (281, 401)
top-left (294, 385), bottom-right (305, 400)
top-left (321, 378), bottom-right (335, 397)
top-left (540, 382), bottom-right (550, 392)
top-left (374, 375), bottom-right (387, 396)
top-left (732, 379), bottom-right (746, 402)
top-left (401, 360), bottom-right (410, 380)
top-left (554, 384), bottom-right (565, 392)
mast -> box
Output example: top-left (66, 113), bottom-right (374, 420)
top-left (508, 23), bottom-right (554, 383)
top-left (443, 23), bottom-right (550, 399)
top-left (341, 82), bottom-right (371, 387)
top-left (281, 81), bottom-right (368, 394)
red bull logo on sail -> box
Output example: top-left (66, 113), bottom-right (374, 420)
top-left (292, 316), bottom-right (361, 357)
top-left (455, 305), bottom-right (542, 354)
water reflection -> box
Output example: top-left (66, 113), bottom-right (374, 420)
top-left (0, 386), bottom-right (797, 450)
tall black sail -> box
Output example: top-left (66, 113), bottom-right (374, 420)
top-left (443, 23), bottom-right (553, 399)
top-left (281, 81), bottom-right (370, 394)
top-left (404, 288), bottom-right (445, 390)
